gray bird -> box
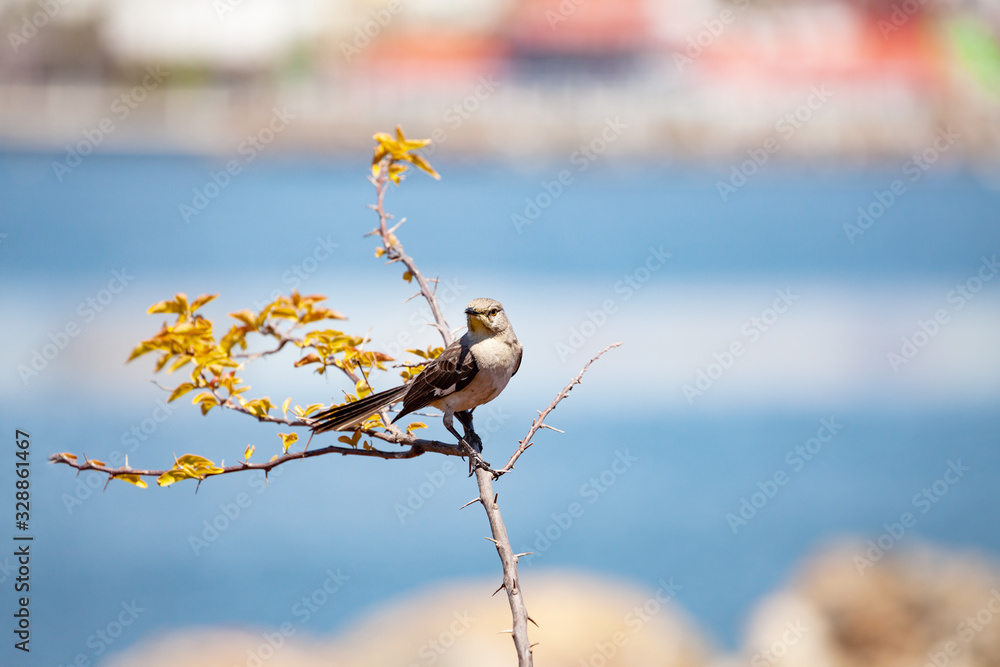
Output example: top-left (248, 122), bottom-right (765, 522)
top-left (311, 298), bottom-right (522, 458)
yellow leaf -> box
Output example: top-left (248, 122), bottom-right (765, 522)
top-left (54, 452), bottom-right (78, 461)
top-left (156, 470), bottom-right (191, 486)
top-left (355, 379), bottom-right (372, 399)
top-left (295, 353), bottom-right (322, 367)
top-left (127, 342), bottom-right (153, 363)
top-left (148, 294), bottom-right (188, 315)
top-left (337, 431), bottom-right (362, 448)
top-left (169, 382), bottom-right (196, 402)
top-left (361, 414), bottom-right (384, 430)
top-left (229, 309), bottom-right (257, 327)
top-left (192, 392), bottom-right (216, 405)
top-left (245, 397), bottom-right (274, 418)
top-left (270, 307), bottom-right (298, 320)
top-left (117, 474), bottom-right (148, 489)
top-left (298, 403), bottom-right (325, 417)
top-left (190, 294), bottom-right (218, 312)
top-left (278, 432), bottom-right (299, 453)
top-left (402, 271), bottom-right (413, 283)
top-left (375, 247), bottom-right (386, 258)
top-left (406, 421), bottom-right (428, 434)
top-left (388, 162), bottom-right (407, 184)
top-left (175, 454), bottom-right (224, 475)
top-left (88, 459), bottom-right (106, 467)
top-left (409, 153), bottom-right (440, 180)
top-left (244, 444), bottom-right (255, 461)
top-left (281, 397), bottom-right (291, 417)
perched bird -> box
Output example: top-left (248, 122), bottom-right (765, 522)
top-left (311, 298), bottom-right (522, 457)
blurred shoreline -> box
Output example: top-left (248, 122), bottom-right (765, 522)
top-left (2, 74), bottom-right (998, 163)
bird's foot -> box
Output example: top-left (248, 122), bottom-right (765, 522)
top-left (458, 437), bottom-right (491, 476)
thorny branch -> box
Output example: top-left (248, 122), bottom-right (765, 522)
top-left (494, 342), bottom-right (622, 476)
top-left (368, 165), bottom-right (454, 347)
top-left (49, 434), bottom-right (466, 481)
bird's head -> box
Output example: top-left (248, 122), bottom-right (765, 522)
top-left (465, 298), bottom-right (510, 336)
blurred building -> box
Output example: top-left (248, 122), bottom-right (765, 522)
top-left (0, 0), bottom-right (997, 161)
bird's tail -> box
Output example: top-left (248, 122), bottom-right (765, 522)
top-left (310, 385), bottom-right (409, 434)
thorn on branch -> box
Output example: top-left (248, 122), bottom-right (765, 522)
top-left (459, 497), bottom-right (482, 510)
top-left (493, 582), bottom-right (506, 597)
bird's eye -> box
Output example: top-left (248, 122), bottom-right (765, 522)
top-left (489, 308), bottom-right (498, 317)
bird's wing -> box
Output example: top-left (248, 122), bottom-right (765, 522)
top-left (393, 341), bottom-right (478, 422)
top-left (512, 347), bottom-right (522, 377)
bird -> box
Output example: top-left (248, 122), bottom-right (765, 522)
top-left (310, 298), bottom-right (522, 461)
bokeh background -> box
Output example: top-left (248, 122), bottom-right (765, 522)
top-left (2, 0), bottom-right (1000, 665)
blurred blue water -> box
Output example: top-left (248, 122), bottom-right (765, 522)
top-left (1, 152), bottom-right (998, 665)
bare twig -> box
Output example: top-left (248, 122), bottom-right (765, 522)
top-left (370, 165), bottom-right (453, 347)
top-left (495, 342), bottom-right (622, 476)
top-left (230, 331), bottom-right (294, 360)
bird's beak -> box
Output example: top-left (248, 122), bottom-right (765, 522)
top-left (464, 308), bottom-right (477, 316)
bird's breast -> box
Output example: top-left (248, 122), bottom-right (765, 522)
top-left (433, 335), bottom-right (520, 414)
